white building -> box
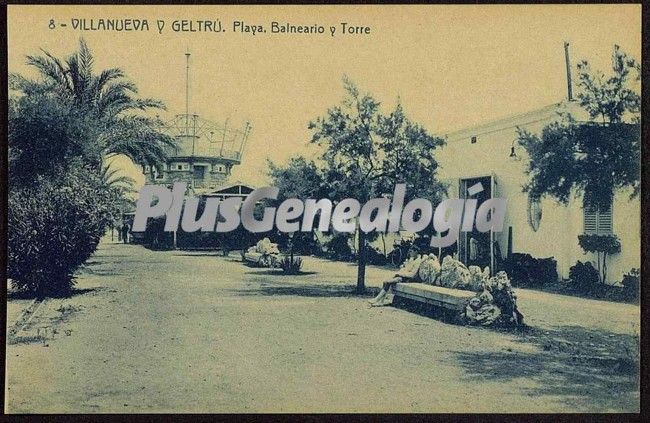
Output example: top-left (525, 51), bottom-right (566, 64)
top-left (435, 101), bottom-right (640, 283)
top-left (143, 114), bottom-right (251, 192)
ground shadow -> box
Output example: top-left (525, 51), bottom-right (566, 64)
top-left (233, 282), bottom-right (380, 298)
top-left (173, 252), bottom-right (226, 257)
top-left (389, 296), bottom-right (467, 325)
top-left (244, 270), bottom-right (319, 276)
top-left (89, 254), bottom-right (132, 259)
top-left (7, 290), bottom-right (41, 300)
top-left (390, 297), bottom-right (532, 332)
top-left (77, 267), bottom-right (126, 277)
top-left (7, 287), bottom-right (99, 300)
top-left (240, 261), bottom-right (265, 268)
top-left (453, 324), bottom-right (639, 411)
top-left (60, 287), bottom-right (99, 298)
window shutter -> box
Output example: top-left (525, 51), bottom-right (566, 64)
top-left (583, 205), bottom-right (598, 234)
top-left (597, 202), bottom-right (613, 234)
top-left (583, 199), bottom-right (613, 235)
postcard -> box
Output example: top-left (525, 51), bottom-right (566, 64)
top-left (5, 4), bottom-right (642, 414)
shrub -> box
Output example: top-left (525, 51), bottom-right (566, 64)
top-left (365, 246), bottom-right (388, 266)
top-left (8, 165), bottom-right (120, 297)
top-left (621, 268), bottom-right (640, 302)
top-left (577, 234), bottom-right (621, 284)
top-left (568, 261), bottom-right (600, 295)
top-left (280, 256), bottom-right (303, 274)
top-left (577, 233), bottom-right (622, 255)
top-left (271, 231), bottom-right (320, 255)
top-left (500, 253), bottom-right (558, 288)
top-left (324, 233), bottom-right (354, 261)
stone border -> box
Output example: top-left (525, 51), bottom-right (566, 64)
top-left (7, 298), bottom-right (47, 343)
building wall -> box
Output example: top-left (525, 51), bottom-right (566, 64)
top-left (435, 102), bottom-right (640, 282)
top-left (145, 159), bottom-right (233, 189)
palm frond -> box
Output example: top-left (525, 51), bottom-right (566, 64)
top-left (18, 39), bottom-right (174, 178)
top-left (99, 162), bottom-right (136, 191)
top-left (91, 68), bottom-right (125, 95)
top-left (96, 81), bottom-right (139, 114)
top-left (65, 53), bottom-right (85, 102)
top-left (100, 115), bottom-right (176, 167)
top-left (110, 175), bottom-right (137, 192)
top-left (103, 97), bottom-right (167, 118)
top-left (26, 51), bottom-right (72, 96)
top-left (8, 73), bottom-right (52, 95)
top-left (77, 38), bottom-right (95, 83)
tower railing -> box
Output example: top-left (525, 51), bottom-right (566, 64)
top-left (161, 114), bottom-right (251, 162)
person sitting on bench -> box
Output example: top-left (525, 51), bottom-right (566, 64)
top-left (369, 245), bottom-right (424, 307)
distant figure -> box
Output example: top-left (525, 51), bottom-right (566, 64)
top-left (369, 246), bottom-right (424, 307)
top-left (121, 223), bottom-right (130, 244)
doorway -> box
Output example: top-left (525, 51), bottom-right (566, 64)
top-left (458, 175), bottom-right (493, 270)
top-left (193, 165), bottom-right (206, 181)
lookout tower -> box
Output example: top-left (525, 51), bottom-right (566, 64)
top-left (143, 51), bottom-right (251, 193)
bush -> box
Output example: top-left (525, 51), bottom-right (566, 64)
top-left (365, 246), bottom-right (388, 265)
top-left (577, 234), bottom-right (622, 255)
top-left (8, 166), bottom-right (120, 297)
top-left (324, 233), bottom-right (354, 261)
top-left (500, 253), bottom-right (558, 288)
top-left (280, 256), bottom-right (303, 274)
top-left (621, 268), bottom-right (640, 302)
top-left (271, 231), bottom-right (320, 255)
top-left (577, 234), bottom-right (621, 284)
top-left (568, 261), bottom-right (600, 295)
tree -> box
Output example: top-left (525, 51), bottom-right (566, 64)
top-left (100, 162), bottom-right (137, 216)
top-left (8, 161), bottom-right (122, 296)
top-left (7, 39), bottom-right (171, 297)
top-left (309, 77), bottom-right (445, 293)
top-left (267, 156), bottom-right (327, 201)
top-left (577, 233), bottom-right (621, 284)
top-left (267, 157), bottom-right (328, 254)
top-left (517, 45), bottom-right (640, 283)
top-left (9, 38), bottom-right (175, 177)
top-left (517, 45), bottom-right (640, 210)
top-left (8, 91), bottom-right (103, 185)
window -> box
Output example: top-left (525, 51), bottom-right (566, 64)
top-left (171, 163), bottom-right (189, 171)
top-left (583, 198), bottom-right (613, 235)
top-left (214, 164), bottom-right (225, 173)
top-left (154, 167), bottom-right (164, 180)
top-left (470, 136), bottom-right (477, 144)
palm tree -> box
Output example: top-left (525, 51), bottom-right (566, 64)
top-left (9, 38), bottom-right (175, 170)
top-left (100, 161), bottom-right (137, 209)
top-left (99, 161), bottom-right (138, 241)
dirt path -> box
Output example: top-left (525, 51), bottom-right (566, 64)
top-left (5, 242), bottom-right (639, 413)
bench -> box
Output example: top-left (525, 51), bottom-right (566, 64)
top-left (393, 283), bottom-right (475, 311)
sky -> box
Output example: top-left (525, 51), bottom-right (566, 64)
top-left (7, 4), bottom-right (642, 188)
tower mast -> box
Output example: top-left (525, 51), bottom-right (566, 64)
top-left (564, 41), bottom-right (574, 101)
top-left (184, 49), bottom-right (196, 190)
top-left (185, 49), bottom-right (191, 136)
